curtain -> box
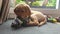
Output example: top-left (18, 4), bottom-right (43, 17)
top-left (0, 0), bottom-right (9, 24)
top-left (0, 0), bottom-right (2, 12)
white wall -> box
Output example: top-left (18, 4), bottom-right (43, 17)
top-left (8, 8), bottom-right (60, 19)
top-left (31, 8), bottom-right (60, 17)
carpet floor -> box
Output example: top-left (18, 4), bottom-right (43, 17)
top-left (0, 20), bottom-right (60, 34)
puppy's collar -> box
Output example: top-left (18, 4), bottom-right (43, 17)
top-left (17, 16), bottom-right (23, 21)
top-left (16, 18), bottom-right (23, 24)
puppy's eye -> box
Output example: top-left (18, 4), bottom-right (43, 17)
top-left (21, 10), bottom-right (24, 12)
top-left (18, 10), bottom-right (24, 12)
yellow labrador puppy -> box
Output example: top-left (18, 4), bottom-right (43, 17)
top-left (11, 3), bottom-right (47, 28)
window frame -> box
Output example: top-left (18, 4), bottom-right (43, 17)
top-left (56, 0), bottom-right (59, 9)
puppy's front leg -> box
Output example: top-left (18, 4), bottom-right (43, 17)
top-left (27, 16), bottom-right (39, 26)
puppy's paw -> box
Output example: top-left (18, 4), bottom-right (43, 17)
top-left (38, 22), bottom-right (45, 27)
top-left (38, 22), bottom-right (46, 27)
top-left (38, 24), bottom-right (42, 27)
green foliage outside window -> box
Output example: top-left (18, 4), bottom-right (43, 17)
top-left (16, 0), bottom-right (56, 7)
top-left (31, 0), bottom-right (56, 7)
top-left (46, 0), bottom-right (56, 7)
top-left (16, 0), bottom-right (25, 5)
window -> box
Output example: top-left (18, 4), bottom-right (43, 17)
top-left (15, 0), bottom-right (59, 9)
top-left (9, 0), bottom-right (60, 18)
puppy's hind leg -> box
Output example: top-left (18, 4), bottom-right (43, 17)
top-left (38, 17), bottom-right (47, 27)
top-left (27, 16), bottom-right (39, 26)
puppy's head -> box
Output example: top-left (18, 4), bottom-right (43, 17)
top-left (14, 3), bottom-right (31, 18)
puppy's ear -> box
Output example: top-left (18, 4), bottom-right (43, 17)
top-left (14, 7), bottom-right (17, 13)
top-left (14, 7), bottom-right (19, 13)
